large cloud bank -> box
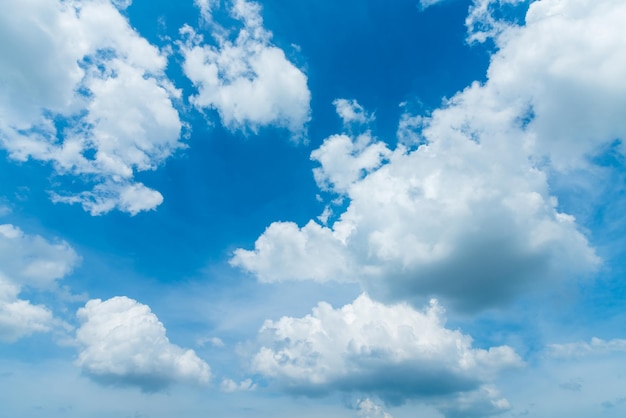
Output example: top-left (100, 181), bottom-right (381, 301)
top-left (232, 0), bottom-right (624, 312)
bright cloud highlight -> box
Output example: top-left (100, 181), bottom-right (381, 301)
top-left (253, 294), bottom-right (521, 410)
top-left (75, 296), bottom-right (211, 391)
top-left (0, 0), bottom-right (183, 215)
top-left (0, 224), bottom-right (78, 342)
top-left (180, 0), bottom-right (311, 138)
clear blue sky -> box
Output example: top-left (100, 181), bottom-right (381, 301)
top-left (1, 0), bottom-right (626, 417)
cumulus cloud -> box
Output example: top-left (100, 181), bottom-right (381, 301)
top-left (0, 0), bottom-right (183, 215)
top-left (0, 224), bottom-right (78, 342)
top-left (231, 220), bottom-right (354, 283)
top-left (233, 102), bottom-right (598, 312)
top-left (75, 296), bottom-right (211, 391)
top-left (232, 0), bottom-right (620, 313)
top-left (253, 294), bottom-right (521, 406)
top-left (179, 0), bottom-right (311, 138)
top-left (485, 0), bottom-right (626, 170)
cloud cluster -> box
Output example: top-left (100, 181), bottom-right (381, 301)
top-left (0, 224), bottom-right (78, 342)
top-left (75, 296), bottom-right (211, 391)
top-left (232, 0), bottom-right (623, 312)
top-left (253, 294), bottom-right (521, 407)
top-left (0, 0), bottom-right (183, 215)
top-left (180, 0), bottom-right (311, 138)
top-left (233, 105), bottom-right (598, 311)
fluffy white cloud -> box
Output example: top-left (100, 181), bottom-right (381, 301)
top-left (311, 131), bottom-right (392, 194)
top-left (0, 0), bottom-right (183, 215)
top-left (465, 0), bottom-right (526, 43)
top-left (231, 220), bottom-right (354, 283)
top-left (232, 0), bottom-right (621, 313)
top-left (0, 224), bottom-right (78, 342)
top-left (253, 294), bottom-right (521, 404)
top-left (194, 0), bottom-right (219, 22)
top-left (179, 0), bottom-right (311, 137)
top-left (233, 105), bottom-right (598, 312)
top-left (75, 296), bottom-right (211, 391)
top-left (333, 99), bottom-right (374, 126)
top-left (485, 0), bottom-right (626, 170)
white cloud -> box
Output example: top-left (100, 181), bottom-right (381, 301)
top-left (0, 0), bottom-right (183, 215)
top-left (220, 378), bottom-right (256, 393)
top-left (75, 296), bottom-right (211, 391)
top-left (179, 0), bottom-right (311, 138)
top-left (0, 279), bottom-right (55, 343)
top-left (465, 0), bottom-right (526, 43)
top-left (0, 205), bottom-right (11, 217)
top-left (311, 131), bottom-right (392, 194)
top-left (418, 0), bottom-right (448, 9)
top-left (547, 338), bottom-right (626, 359)
top-left (111, 0), bottom-right (132, 9)
top-left (232, 0), bottom-right (623, 313)
top-left (485, 0), bottom-right (626, 170)
top-left (51, 181), bottom-right (164, 217)
top-left (396, 108), bottom-right (424, 147)
top-left (231, 220), bottom-right (354, 283)
top-left (0, 224), bottom-right (78, 342)
top-left (197, 336), bottom-right (225, 348)
top-left (194, 0), bottom-right (220, 22)
top-left (333, 99), bottom-right (374, 126)
top-left (356, 398), bottom-right (393, 418)
top-left (253, 294), bottom-right (521, 403)
top-left (436, 385), bottom-right (512, 418)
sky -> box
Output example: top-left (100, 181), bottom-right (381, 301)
top-left (1, 0), bottom-right (626, 417)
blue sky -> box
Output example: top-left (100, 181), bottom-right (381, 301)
top-left (1, 0), bottom-right (626, 417)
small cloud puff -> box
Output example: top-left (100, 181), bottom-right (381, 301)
top-left (333, 99), bottom-right (374, 126)
top-left (356, 398), bottom-right (393, 418)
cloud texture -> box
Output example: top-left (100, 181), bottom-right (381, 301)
top-left (0, 224), bottom-right (78, 342)
top-left (180, 0), bottom-right (311, 137)
top-left (0, 0), bottom-right (183, 215)
top-left (253, 294), bottom-right (520, 412)
top-left (75, 296), bottom-right (211, 391)
top-left (232, 0), bottom-right (623, 312)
